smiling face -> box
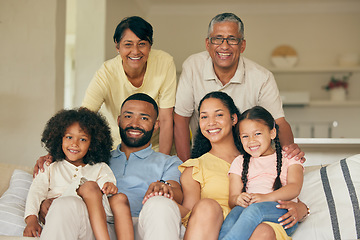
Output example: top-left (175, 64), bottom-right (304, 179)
top-left (117, 28), bottom-right (151, 73)
top-left (239, 119), bottom-right (276, 158)
top-left (199, 97), bottom-right (237, 145)
top-left (62, 122), bottom-right (90, 166)
top-left (118, 100), bottom-right (159, 149)
top-left (206, 21), bottom-right (246, 73)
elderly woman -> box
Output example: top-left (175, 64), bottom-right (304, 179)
top-left (82, 16), bottom-right (176, 154)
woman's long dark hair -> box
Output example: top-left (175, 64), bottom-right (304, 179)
top-left (190, 91), bottom-right (241, 158)
top-left (237, 106), bottom-right (282, 192)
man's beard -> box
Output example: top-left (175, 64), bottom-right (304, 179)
top-left (119, 126), bottom-right (154, 148)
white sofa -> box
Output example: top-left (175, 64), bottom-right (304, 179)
top-left (1, 154), bottom-right (360, 240)
top-left (0, 164), bottom-right (34, 240)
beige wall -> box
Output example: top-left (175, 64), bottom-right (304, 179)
top-left (1, 1), bottom-right (359, 166)
top-left (0, 0), bottom-right (65, 166)
top-left (73, 0), bottom-right (106, 106)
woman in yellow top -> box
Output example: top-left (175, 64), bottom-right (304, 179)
top-left (178, 91), bottom-right (308, 240)
top-left (82, 16), bottom-right (176, 154)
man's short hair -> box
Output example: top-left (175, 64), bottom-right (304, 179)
top-left (121, 93), bottom-right (159, 117)
top-left (208, 13), bottom-right (245, 38)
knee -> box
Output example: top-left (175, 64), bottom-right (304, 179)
top-left (77, 181), bottom-right (101, 199)
top-left (49, 196), bottom-right (85, 218)
top-left (244, 203), bottom-right (262, 215)
top-left (139, 196), bottom-right (181, 229)
top-left (141, 196), bottom-right (179, 220)
top-left (143, 195), bottom-right (177, 212)
top-left (250, 223), bottom-right (276, 240)
top-left (191, 198), bottom-right (223, 222)
top-left (109, 192), bottom-right (129, 207)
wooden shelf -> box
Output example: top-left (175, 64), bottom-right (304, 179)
top-left (268, 66), bottom-right (360, 73)
top-left (309, 100), bottom-right (360, 107)
top-left (295, 138), bottom-right (360, 148)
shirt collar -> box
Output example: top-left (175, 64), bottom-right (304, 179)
top-left (112, 144), bottom-right (154, 160)
top-left (203, 55), bottom-right (245, 84)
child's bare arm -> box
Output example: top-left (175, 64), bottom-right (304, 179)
top-left (23, 215), bottom-right (42, 237)
top-left (102, 182), bottom-right (118, 195)
top-left (229, 173), bottom-right (249, 208)
top-left (251, 164), bottom-right (303, 203)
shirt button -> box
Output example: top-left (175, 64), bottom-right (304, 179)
top-left (75, 168), bottom-right (78, 171)
top-left (74, 174), bottom-right (77, 177)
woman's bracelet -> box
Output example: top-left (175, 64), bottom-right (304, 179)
top-left (300, 204), bottom-right (311, 222)
top-left (159, 180), bottom-right (171, 186)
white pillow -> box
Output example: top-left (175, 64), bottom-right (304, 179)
top-left (292, 154), bottom-right (360, 240)
top-left (0, 169), bottom-right (33, 236)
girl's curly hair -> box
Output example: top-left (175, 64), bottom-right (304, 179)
top-left (41, 108), bottom-right (113, 165)
top-left (191, 91), bottom-right (241, 158)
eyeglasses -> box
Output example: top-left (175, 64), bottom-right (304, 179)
top-left (209, 37), bottom-right (243, 45)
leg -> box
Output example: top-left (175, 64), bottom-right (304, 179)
top-left (138, 196), bottom-right (182, 240)
top-left (184, 198), bottom-right (223, 240)
top-left (221, 201), bottom-right (294, 240)
top-left (218, 206), bottom-right (245, 240)
top-left (77, 181), bottom-right (110, 240)
top-left (109, 193), bottom-right (134, 240)
top-left (40, 196), bottom-right (95, 240)
top-left (249, 223), bottom-right (276, 240)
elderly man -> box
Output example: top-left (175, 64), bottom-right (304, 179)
top-left (174, 12), bottom-right (305, 163)
top-left (35, 93), bottom-right (184, 240)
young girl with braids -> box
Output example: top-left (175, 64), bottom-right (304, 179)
top-left (218, 106), bottom-right (304, 240)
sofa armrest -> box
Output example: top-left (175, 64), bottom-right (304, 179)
top-left (0, 163), bottom-right (33, 196)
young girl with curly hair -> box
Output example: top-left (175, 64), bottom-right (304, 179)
top-left (23, 108), bottom-right (134, 240)
top-left (218, 106), bottom-right (304, 240)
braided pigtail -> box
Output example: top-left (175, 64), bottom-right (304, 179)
top-left (272, 123), bottom-right (283, 191)
top-left (241, 151), bottom-right (251, 192)
top-left (238, 106), bottom-right (285, 192)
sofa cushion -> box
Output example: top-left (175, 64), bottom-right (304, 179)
top-left (0, 169), bottom-right (33, 236)
top-left (292, 154), bottom-right (360, 239)
top-left (0, 164), bottom-right (33, 196)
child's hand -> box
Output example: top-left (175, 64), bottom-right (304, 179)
top-left (102, 182), bottom-right (118, 195)
top-left (23, 215), bottom-right (42, 237)
top-left (249, 193), bottom-right (270, 204)
top-left (236, 192), bottom-right (252, 207)
top-left (142, 180), bottom-right (173, 204)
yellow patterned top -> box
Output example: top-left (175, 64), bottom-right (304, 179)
top-left (178, 152), bottom-right (292, 239)
top-left (179, 152), bottom-right (232, 225)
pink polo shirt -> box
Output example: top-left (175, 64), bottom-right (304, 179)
top-left (229, 152), bottom-right (303, 196)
